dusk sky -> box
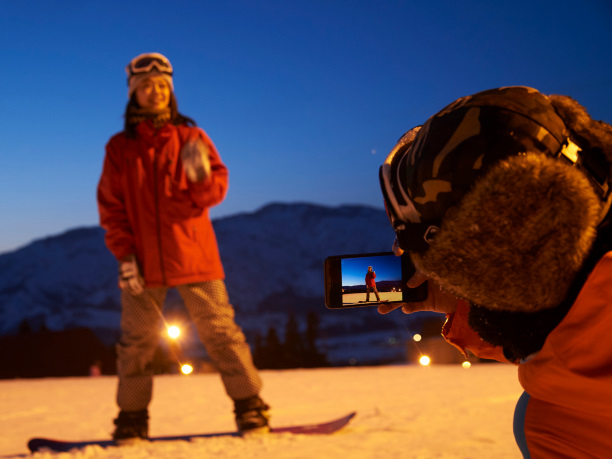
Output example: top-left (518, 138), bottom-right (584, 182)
top-left (1, 1), bottom-right (611, 254)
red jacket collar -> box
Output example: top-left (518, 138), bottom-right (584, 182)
top-left (135, 120), bottom-right (174, 139)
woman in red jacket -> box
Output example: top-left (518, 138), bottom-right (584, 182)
top-left (365, 266), bottom-right (380, 302)
top-left (97, 53), bottom-right (268, 442)
top-left (377, 87), bottom-right (612, 457)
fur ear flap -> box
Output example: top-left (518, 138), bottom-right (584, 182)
top-left (412, 153), bottom-right (602, 312)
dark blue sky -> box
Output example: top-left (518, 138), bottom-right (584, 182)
top-left (1, 0), bottom-right (611, 253)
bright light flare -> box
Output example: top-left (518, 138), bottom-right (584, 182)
top-left (181, 364), bottom-right (193, 375)
top-left (167, 326), bottom-right (181, 339)
top-left (462, 361), bottom-right (472, 369)
top-left (413, 334), bottom-right (422, 342)
top-left (419, 355), bottom-right (431, 366)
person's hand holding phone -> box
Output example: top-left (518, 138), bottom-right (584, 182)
top-left (377, 270), bottom-right (459, 315)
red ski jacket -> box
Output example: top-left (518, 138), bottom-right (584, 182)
top-left (365, 272), bottom-right (376, 287)
top-left (97, 121), bottom-right (228, 287)
top-left (443, 251), bottom-right (612, 457)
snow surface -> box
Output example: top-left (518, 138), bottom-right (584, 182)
top-left (0, 364), bottom-right (524, 458)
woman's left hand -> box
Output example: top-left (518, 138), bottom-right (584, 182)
top-left (181, 138), bottom-right (211, 183)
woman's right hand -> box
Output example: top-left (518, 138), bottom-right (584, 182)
top-left (118, 255), bottom-right (145, 295)
top-left (378, 270), bottom-right (459, 315)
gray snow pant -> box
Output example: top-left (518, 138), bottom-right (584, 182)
top-left (116, 280), bottom-right (262, 412)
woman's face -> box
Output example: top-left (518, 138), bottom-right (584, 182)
top-left (135, 75), bottom-right (171, 111)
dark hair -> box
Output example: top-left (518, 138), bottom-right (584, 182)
top-left (123, 92), bottom-right (197, 138)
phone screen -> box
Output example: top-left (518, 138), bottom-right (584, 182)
top-left (324, 252), bottom-right (426, 309)
top-left (341, 253), bottom-right (402, 305)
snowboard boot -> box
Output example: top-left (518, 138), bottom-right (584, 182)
top-left (112, 409), bottom-right (149, 443)
top-left (234, 395), bottom-right (270, 435)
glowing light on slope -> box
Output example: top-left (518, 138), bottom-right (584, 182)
top-left (462, 361), bottom-right (472, 369)
top-left (167, 326), bottom-right (181, 339)
top-left (419, 355), bottom-right (431, 366)
top-left (181, 364), bottom-right (193, 375)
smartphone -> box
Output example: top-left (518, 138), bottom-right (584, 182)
top-left (324, 251), bottom-right (428, 309)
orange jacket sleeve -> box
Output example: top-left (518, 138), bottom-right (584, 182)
top-left (97, 139), bottom-right (136, 261)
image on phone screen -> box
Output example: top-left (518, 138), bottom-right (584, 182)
top-left (340, 253), bottom-right (402, 306)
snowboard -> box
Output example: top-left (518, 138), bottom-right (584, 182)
top-left (28, 412), bottom-right (356, 453)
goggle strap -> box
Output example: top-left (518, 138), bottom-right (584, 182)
top-left (380, 164), bottom-right (438, 253)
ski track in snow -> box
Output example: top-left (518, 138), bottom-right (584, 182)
top-left (0, 365), bottom-right (523, 458)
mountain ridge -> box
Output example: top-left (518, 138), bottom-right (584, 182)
top-left (0, 202), bottom-right (422, 365)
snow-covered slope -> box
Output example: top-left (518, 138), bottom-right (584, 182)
top-left (0, 364), bottom-right (523, 458)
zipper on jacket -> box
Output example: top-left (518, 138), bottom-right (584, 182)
top-left (153, 143), bottom-right (167, 285)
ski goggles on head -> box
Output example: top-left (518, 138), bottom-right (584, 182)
top-left (126, 53), bottom-right (173, 78)
top-left (379, 126), bottom-right (441, 253)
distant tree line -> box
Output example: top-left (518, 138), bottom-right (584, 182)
top-left (0, 319), bottom-right (117, 378)
top-left (4, 310), bottom-right (331, 378)
top-left (253, 312), bottom-right (328, 369)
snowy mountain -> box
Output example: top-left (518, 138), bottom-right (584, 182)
top-left (0, 203), bottom-right (427, 365)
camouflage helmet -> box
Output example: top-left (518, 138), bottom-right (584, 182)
top-left (380, 86), bottom-right (609, 254)
top-left (379, 86), bottom-right (612, 312)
